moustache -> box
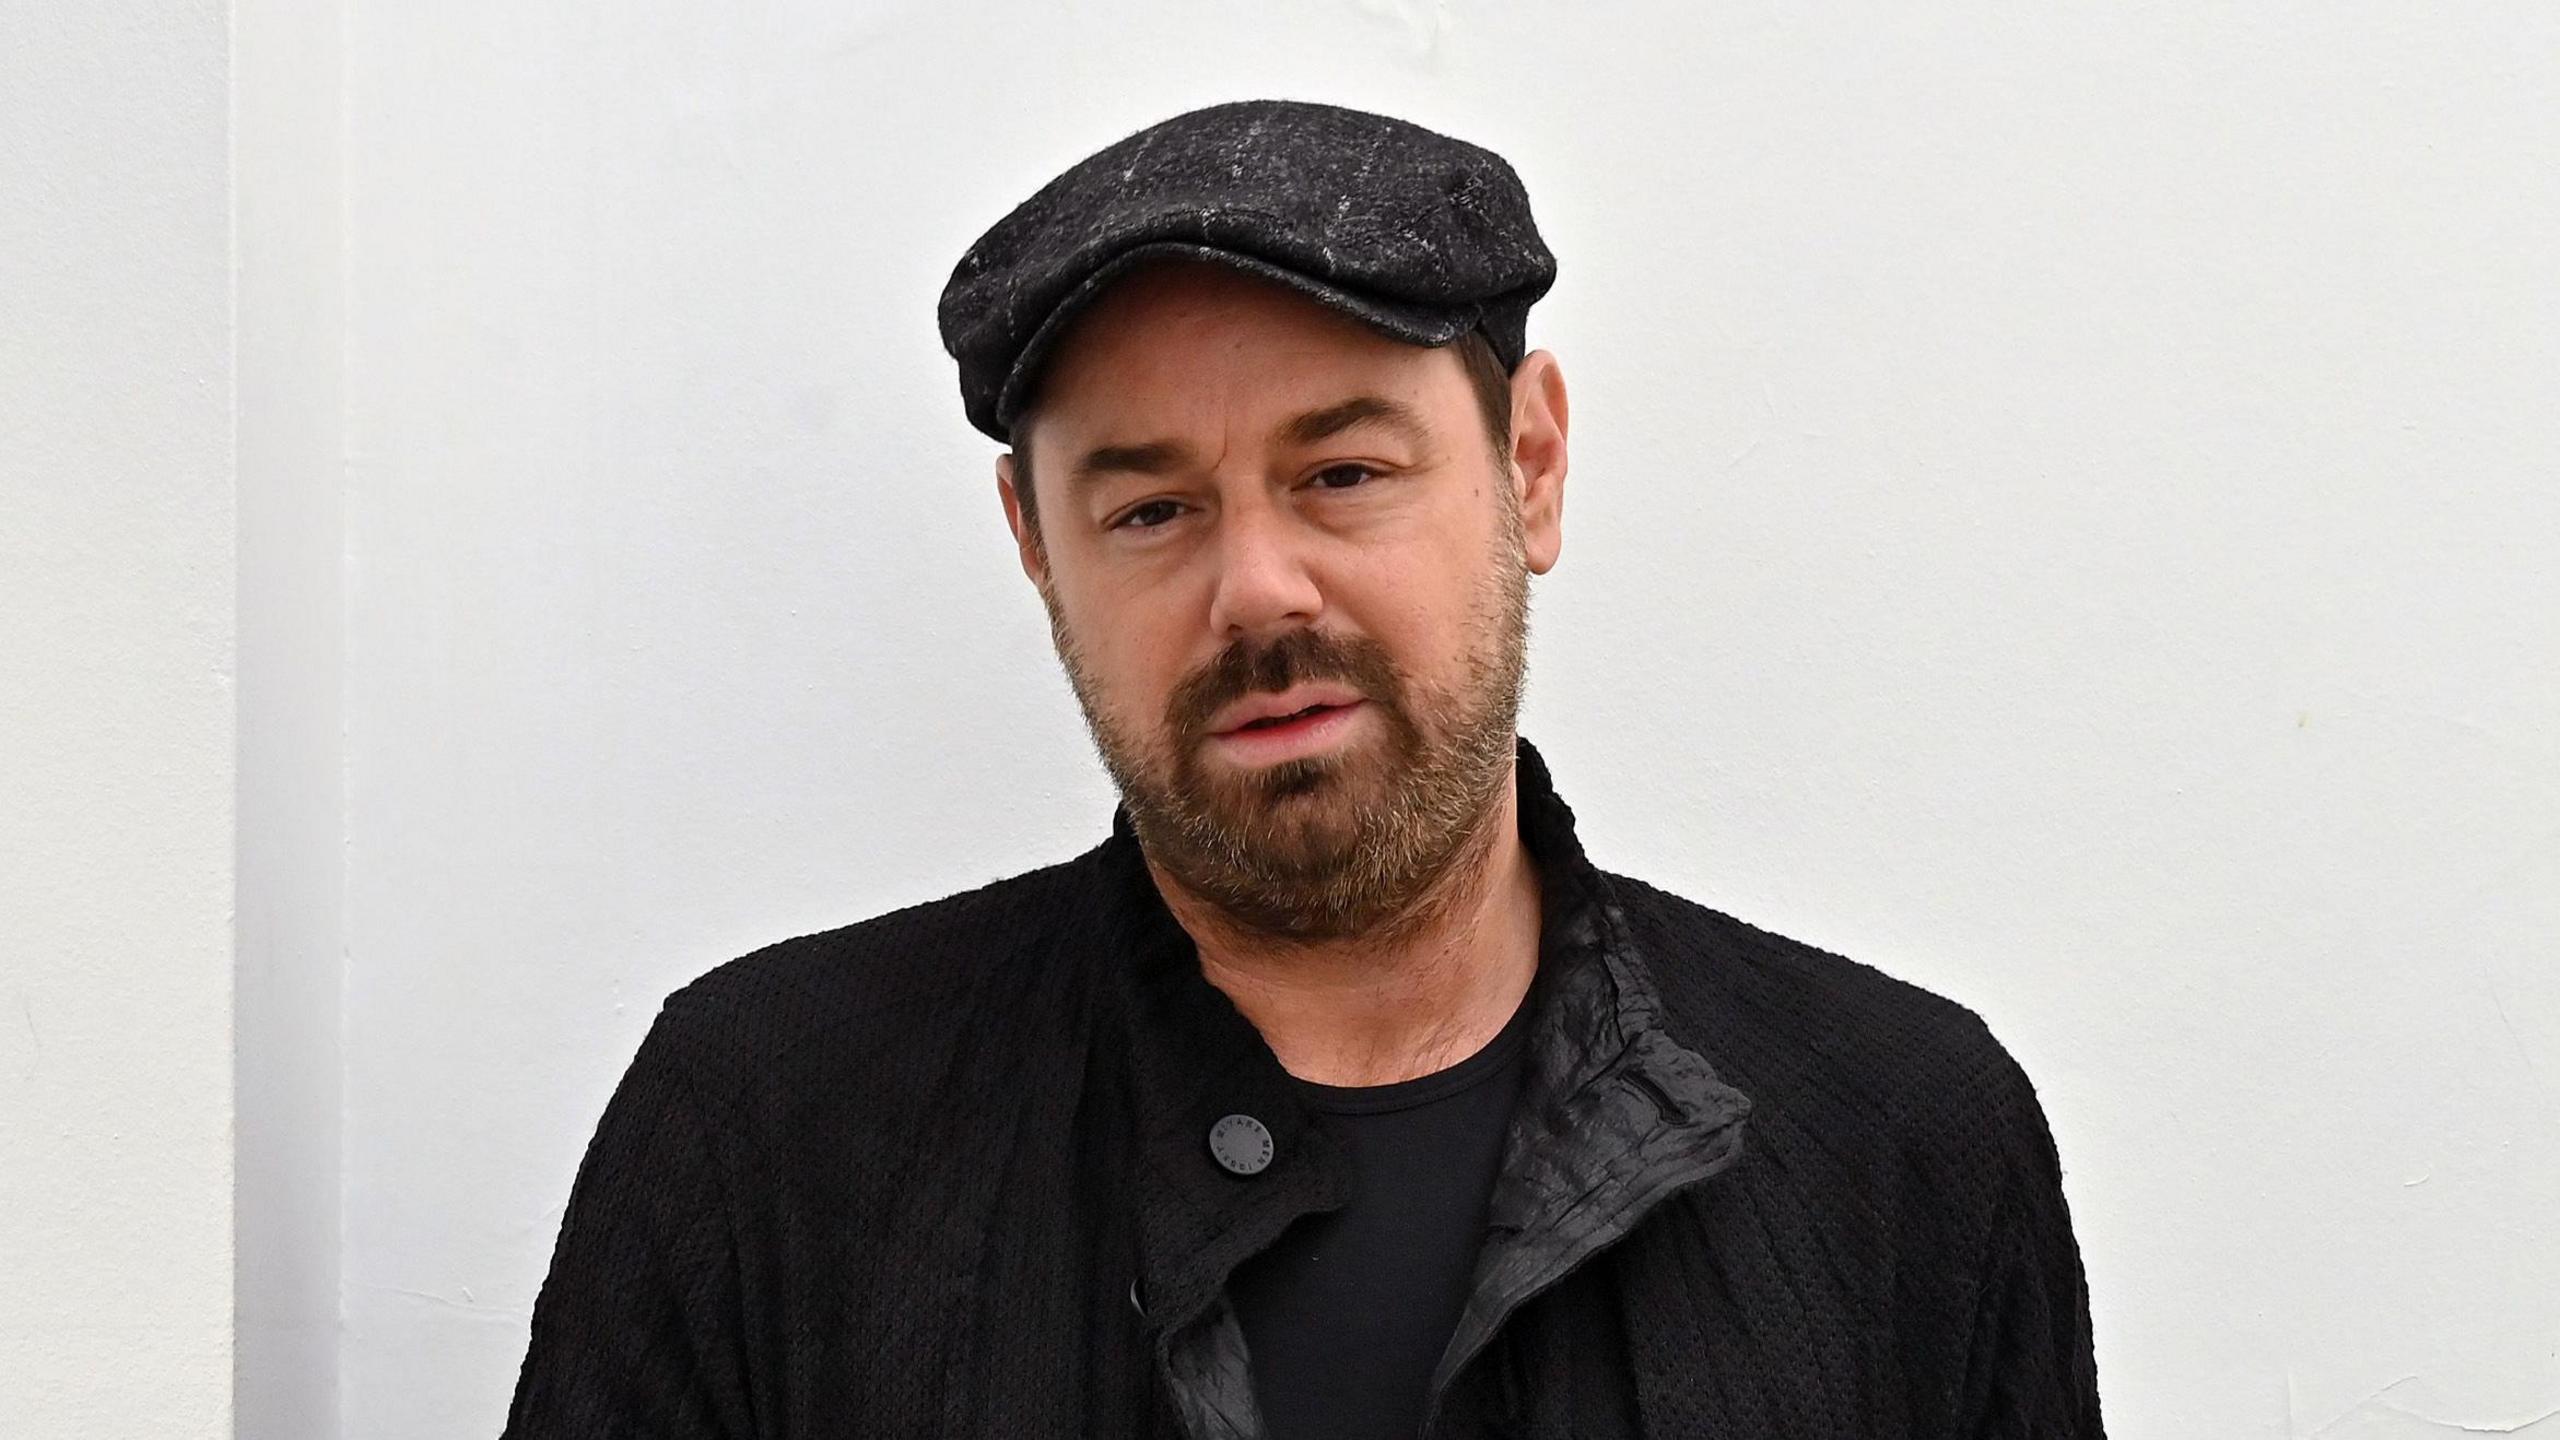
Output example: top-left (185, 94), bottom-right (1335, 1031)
top-left (1171, 629), bottom-right (1402, 738)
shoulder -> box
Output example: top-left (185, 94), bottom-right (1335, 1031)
top-left (1600, 876), bottom-right (2101, 1424)
top-left (1601, 869), bottom-right (2048, 1162)
top-left (631, 844), bottom-right (1108, 1112)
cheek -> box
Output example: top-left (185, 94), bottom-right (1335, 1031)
top-left (1067, 595), bottom-right (1189, 718)
top-left (1350, 535), bottom-right (1482, 639)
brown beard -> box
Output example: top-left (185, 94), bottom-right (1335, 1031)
top-left (1040, 493), bottom-right (1530, 946)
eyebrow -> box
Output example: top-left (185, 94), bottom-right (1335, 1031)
top-left (1068, 439), bottom-right (1190, 488)
top-left (1066, 394), bottom-right (1433, 491)
top-left (1279, 394), bottom-right (1431, 450)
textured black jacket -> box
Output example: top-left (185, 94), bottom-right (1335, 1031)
top-left (502, 737), bottom-right (2106, 1437)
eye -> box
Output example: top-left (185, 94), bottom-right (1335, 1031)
top-left (1109, 499), bottom-right (1185, 531)
top-left (1309, 463), bottom-right (1382, 491)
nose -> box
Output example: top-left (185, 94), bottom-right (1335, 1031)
top-left (1203, 495), bottom-right (1323, 642)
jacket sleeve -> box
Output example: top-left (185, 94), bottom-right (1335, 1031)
top-left (1949, 1048), bottom-right (2106, 1439)
top-left (501, 1012), bottom-right (758, 1440)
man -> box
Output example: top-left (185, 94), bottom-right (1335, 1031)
top-left (503, 99), bottom-right (2105, 1438)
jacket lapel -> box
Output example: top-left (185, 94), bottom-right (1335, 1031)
top-left (1096, 805), bottom-right (1347, 1438)
top-left (1426, 740), bottom-right (1756, 1430)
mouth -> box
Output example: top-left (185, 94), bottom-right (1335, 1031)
top-left (1231, 702), bottom-right (1347, 733)
top-left (1207, 698), bottom-right (1369, 761)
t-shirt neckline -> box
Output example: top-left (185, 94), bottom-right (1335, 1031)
top-left (1289, 982), bottom-right (1537, 1116)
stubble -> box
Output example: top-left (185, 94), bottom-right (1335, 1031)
top-left (1040, 491), bottom-right (1531, 946)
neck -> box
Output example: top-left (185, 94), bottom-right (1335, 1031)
top-left (1146, 764), bottom-right (1544, 1087)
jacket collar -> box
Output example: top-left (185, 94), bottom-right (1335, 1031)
top-left (1090, 735), bottom-right (1754, 1424)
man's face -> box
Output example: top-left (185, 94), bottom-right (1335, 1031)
top-left (999, 260), bottom-right (1565, 943)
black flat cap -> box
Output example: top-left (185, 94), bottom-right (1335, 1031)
top-left (938, 98), bottom-right (1556, 443)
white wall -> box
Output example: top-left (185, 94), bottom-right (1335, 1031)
top-left (0, 3), bottom-right (239, 1435)
top-left (8, 2), bottom-right (2553, 1436)
top-left (234, 0), bottom-right (346, 1435)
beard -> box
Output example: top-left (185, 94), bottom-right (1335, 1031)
top-left (1040, 497), bottom-right (1531, 946)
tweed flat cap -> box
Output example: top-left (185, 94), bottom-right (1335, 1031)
top-left (938, 98), bottom-right (1557, 443)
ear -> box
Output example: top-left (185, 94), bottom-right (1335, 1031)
top-left (996, 451), bottom-right (1049, 590)
top-left (1507, 350), bottom-right (1568, 575)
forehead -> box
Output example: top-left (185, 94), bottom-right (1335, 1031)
top-left (1021, 260), bottom-right (1462, 449)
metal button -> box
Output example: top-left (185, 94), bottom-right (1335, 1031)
top-left (1129, 1277), bottom-right (1146, 1317)
top-left (1207, 1113), bottom-right (1274, 1176)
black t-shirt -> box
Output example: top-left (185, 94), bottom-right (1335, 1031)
top-left (1226, 990), bottom-right (1536, 1440)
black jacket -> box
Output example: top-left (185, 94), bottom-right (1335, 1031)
top-left (502, 737), bottom-right (2105, 1437)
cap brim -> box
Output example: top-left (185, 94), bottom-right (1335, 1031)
top-left (991, 241), bottom-right (1480, 438)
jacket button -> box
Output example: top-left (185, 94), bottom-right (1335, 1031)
top-left (1207, 1113), bottom-right (1274, 1176)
